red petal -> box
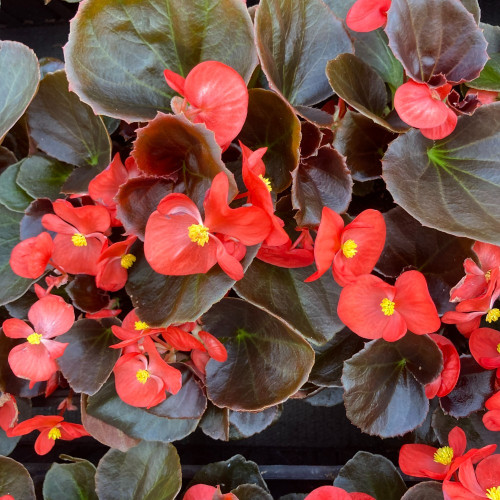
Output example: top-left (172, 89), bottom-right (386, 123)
top-left (486, 391), bottom-right (500, 410)
top-left (346, 0), bottom-right (391, 32)
top-left (163, 69), bottom-right (186, 95)
top-left (88, 153), bottom-right (129, 207)
top-left (2, 318), bottom-right (33, 339)
top-left (41, 213), bottom-right (76, 234)
top-left (443, 479), bottom-right (483, 500)
top-left (448, 426), bottom-right (467, 457)
top-left (9, 415), bottom-right (63, 436)
top-left (395, 81), bottom-right (450, 129)
top-left (420, 106), bottom-right (458, 140)
top-left (257, 242), bottom-right (314, 268)
top-left (29, 295), bottom-right (74, 338)
top-left (35, 429), bottom-right (57, 455)
top-left (470, 327), bottom-right (500, 369)
top-left (0, 395), bottom-right (18, 432)
top-left (182, 484), bottom-right (217, 500)
top-left (10, 232), bottom-right (53, 279)
top-left (59, 422), bottom-right (90, 440)
top-left (393, 271), bottom-right (441, 334)
top-left (304, 485), bottom-right (353, 500)
top-left (475, 454), bottom-right (500, 490)
top-left (458, 458), bottom-right (485, 496)
top-left (162, 326), bottom-right (206, 352)
top-left (96, 258), bottom-right (128, 292)
top-left (144, 338), bottom-right (182, 395)
top-left (52, 200), bottom-right (111, 235)
top-left (398, 444), bottom-right (448, 480)
top-left (426, 334), bottom-right (460, 398)
top-left (42, 339), bottom-right (68, 359)
top-left (8, 343), bottom-right (60, 383)
top-left (474, 241), bottom-right (500, 273)
top-left (199, 330), bottom-right (227, 362)
top-left (214, 236), bottom-right (244, 280)
top-left (483, 409), bottom-right (500, 431)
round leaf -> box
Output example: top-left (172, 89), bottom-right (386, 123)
top-left (64, 0), bottom-right (257, 122)
top-left (342, 333), bottom-right (443, 437)
top-left (231, 484), bottom-right (273, 500)
top-left (229, 406), bottom-right (281, 439)
top-left (0, 161), bottom-right (34, 213)
top-left (0, 456), bottom-right (35, 500)
top-left (96, 441), bottom-right (181, 500)
top-left (382, 103), bottom-right (500, 244)
top-left (401, 482), bottom-right (444, 500)
top-left (43, 459), bottom-right (98, 500)
top-left (205, 298), bottom-right (315, 411)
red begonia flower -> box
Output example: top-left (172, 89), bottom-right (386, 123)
top-left (466, 88), bottom-right (499, 105)
top-left (483, 391), bottom-right (500, 432)
top-left (41, 200), bottom-right (110, 275)
top-left (96, 235), bottom-right (137, 291)
top-left (425, 334), bottom-right (460, 399)
top-left (337, 271), bottom-right (440, 342)
top-left (110, 310), bottom-right (159, 350)
top-left (470, 328), bottom-right (500, 376)
top-left (305, 207), bottom-right (386, 287)
top-left (257, 228), bottom-right (314, 268)
top-left (451, 241), bottom-right (500, 302)
top-left (345, 0), bottom-right (391, 32)
top-left (305, 485), bottom-right (375, 500)
top-left (0, 495), bottom-right (14, 500)
top-left (443, 454), bottom-right (500, 499)
top-left (0, 393), bottom-right (18, 432)
top-left (183, 484), bottom-right (238, 500)
top-left (8, 415), bottom-right (89, 455)
top-left (144, 172), bottom-right (271, 280)
top-left (400, 426), bottom-right (496, 482)
top-left (113, 337), bottom-right (182, 408)
top-left (198, 330), bottom-right (227, 362)
top-left (164, 61), bottom-right (248, 151)
top-left (240, 142), bottom-right (289, 247)
top-left (3, 295), bottom-right (74, 387)
top-left (442, 268), bottom-right (500, 337)
top-left (394, 80), bottom-right (457, 139)
top-left (190, 348), bottom-right (211, 377)
top-left (10, 231), bottom-right (54, 279)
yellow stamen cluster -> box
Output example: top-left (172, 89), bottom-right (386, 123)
top-left (48, 427), bottom-right (61, 440)
top-left (120, 253), bottom-right (136, 269)
top-left (259, 174), bottom-right (272, 192)
top-left (136, 369), bottom-right (150, 384)
top-left (486, 308), bottom-right (500, 323)
top-left (485, 270), bottom-right (492, 282)
top-left (71, 233), bottom-right (87, 247)
top-left (188, 223), bottom-right (210, 246)
top-left (380, 298), bottom-right (395, 316)
top-left (486, 486), bottom-right (500, 500)
top-left (27, 333), bottom-right (42, 345)
top-left (433, 446), bottom-right (454, 465)
top-left (135, 321), bottom-right (149, 331)
top-left (342, 239), bottom-right (358, 259)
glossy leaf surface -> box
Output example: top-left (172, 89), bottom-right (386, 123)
top-left (0, 161), bottom-right (34, 213)
top-left (401, 482), bottom-right (444, 500)
top-left (43, 459), bottom-right (98, 500)
top-left (0, 456), bottom-right (35, 500)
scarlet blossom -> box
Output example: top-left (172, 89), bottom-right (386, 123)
top-left (3, 295), bottom-right (74, 387)
top-left (451, 241), bottom-right (500, 302)
top-left (442, 268), bottom-right (500, 338)
top-left (394, 80), bottom-right (457, 140)
top-left (113, 337), bottom-right (182, 408)
top-left (470, 328), bottom-right (500, 376)
top-left (0, 393), bottom-right (17, 432)
top-left (0, 495), bottom-right (14, 500)
top-left (337, 271), bottom-right (440, 342)
top-left (304, 485), bottom-right (375, 500)
top-left (305, 207), bottom-right (386, 287)
top-left (425, 334), bottom-right (460, 399)
top-left (183, 484), bottom-right (238, 500)
top-left (164, 61), bottom-right (248, 151)
top-left (8, 415), bottom-right (89, 455)
top-left (41, 200), bottom-right (110, 275)
top-left (346, 0), bottom-right (391, 32)
top-left (466, 88), bottom-right (499, 106)
top-left (96, 235), bottom-right (137, 291)
top-left (483, 391), bottom-right (500, 432)
top-left (10, 231), bottom-right (54, 279)
top-left (399, 426), bottom-right (496, 481)
top-left (144, 172), bottom-right (271, 281)
top-left (443, 454), bottom-right (500, 499)
top-left (240, 142), bottom-right (289, 247)
top-left (257, 228), bottom-right (314, 268)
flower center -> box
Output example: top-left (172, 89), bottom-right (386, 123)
top-left (380, 298), bottom-right (395, 316)
top-left (259, 174), bottom-right (272, 192)
top-left (27, 333), bottom-right (42, 345)
top-left (485, 270), bottom-right (492, 282)
top-left (486, 308), bottom-right (500, 323)
top-left (120, 253), bottom-right (136, 269)
top-left (342, 239), bottom-right (358, 258)
top-left (134, 321), bottom-right (149, 331)
top-left (48, 427), bottom-right (61, 440)
top-left (433, 446), bottom-right (454, 465)
top-left (486, 487), bottom-right (500, 500)
top-left (136, 369), bottom-right (150, 384)
top-left (188, 224), bottom-right (210, 246)
top-left (71, 233), bottom-right (87, 247)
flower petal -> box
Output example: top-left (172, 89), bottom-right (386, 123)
top-left (2, 318), bottom-right (33, 339)
top-left (399, 443), bottom-right (448, 479)
top-left (420, 106), bottom-right (458, 140)
top-left (8, 343), bottom-right (60, 383)
top-left (35, 428), bottom-right (57, 455)
top-left (10, 232), bottom-right (53, 279)
top-left (346, 0), bottom-right (391, 32)
top-left (28, 295), bottom-right (74, 338)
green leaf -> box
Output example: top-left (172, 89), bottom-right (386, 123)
top-left (86, 377), bottom-right (200, 443)
top-left (199, 402), bottom-right (229, 441)
top-left (43, 459), bottom-right (98, 500)
top-left (237, 89), bottom-right (301, 193)
top-left (0, 204), bottom-right (34, 306)
top-left (0, 161), bottom-right (34, 212)
top-left (96, 441), bottom-right (181, 500)
top-left (204, 298), bottom-right (315, 411)
top-left (0, 456), bottom-right (35, 499)
top-left (386, 0), bottom-right (487, 84)
top-left (255, 0), bottom-right (352, 107)
top-left (27, 70), bottom-right (111, 170)
top-left (64, 0), bottom-right (257, 122)
top-left (231, 484), bottom-right (273, 500)
top-left (0, 41), bottom-right (39, 141)
top-left (0, 146), bottom-right (17, 170)
top-left (468, 53), bottom-right (500, 91)
top-left (291, 145), bottom-right (352, 227)
top-left (481, 22), bottom-right (500, 55)
top-left (234, 260), bottom-right (344, 345)
top-left (126, 244), bottom-right (258, 327)
top-left (401, 481), bottom-right (444, 500)
top-left (460, 0), bottom-right (480, 23)
top-left (342, 334), bottom-right (443, 437)
top-left (17, 156), bottom-right (73, 201)
top-left (229, 406), bottom-right (281, 439)
top-left (382, 103), bottom-right (500, 244)
top-left (57, 318), bottom-right (121, 396)
top-left (333, 451), bottom-right (407, 500)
